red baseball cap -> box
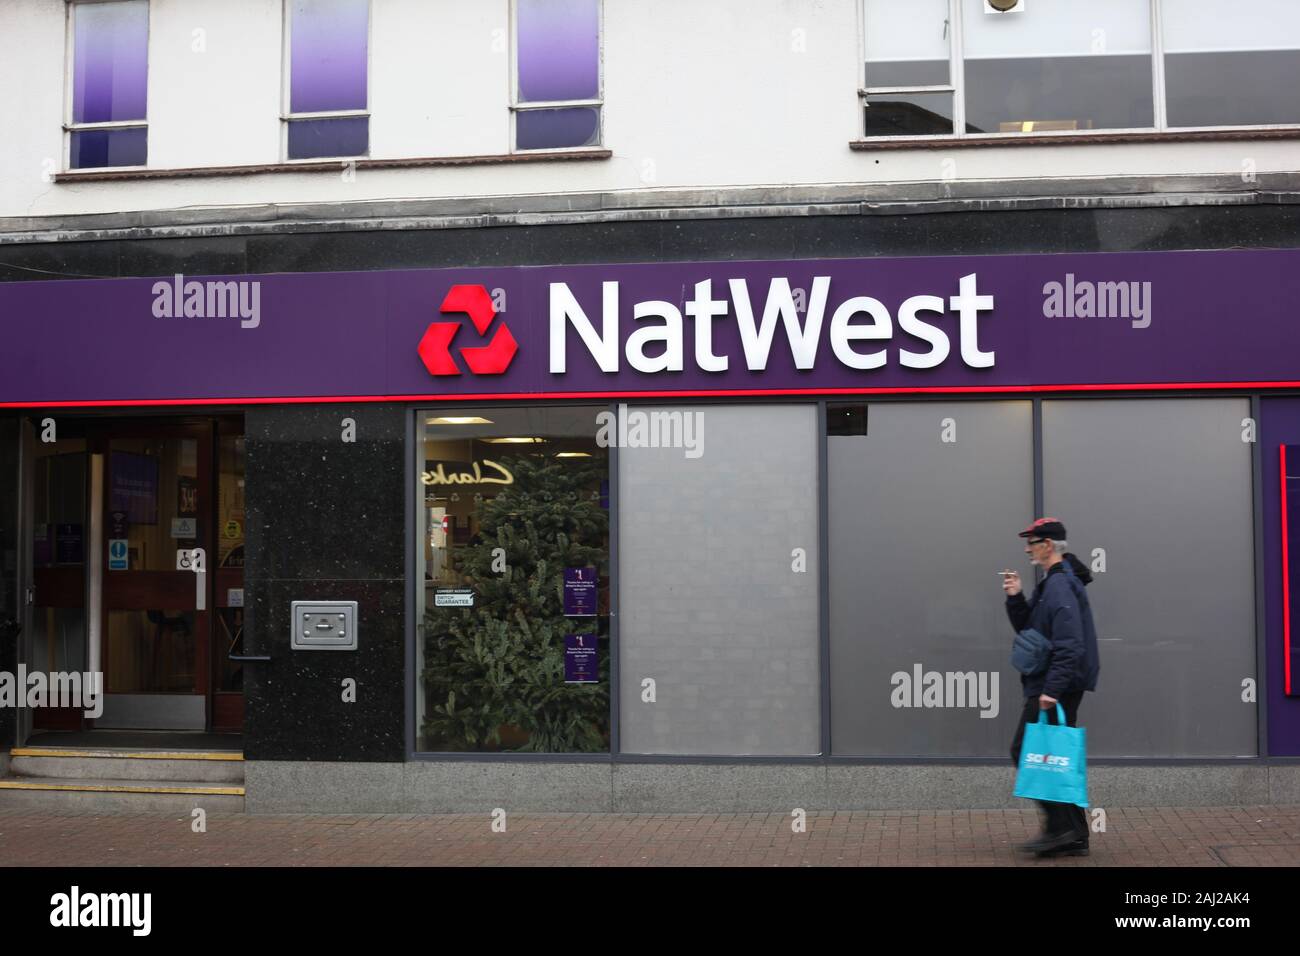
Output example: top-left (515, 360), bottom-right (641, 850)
top-left (1018, 517), bottom-right (1067, 540)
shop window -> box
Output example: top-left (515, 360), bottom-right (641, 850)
top-left (861, 0), bottom-right (1297, 140)
top-left (416, 407), bottom-right (610, 753)
top-left (285, 0), bottom-right (369, 159)
top-left (68, 0), bottom-right (149, 169)
top-left (960, 0), bottom-right (1153, 134)
top-left (828, 401), bottom-right (1032, 756)
top-left (1041, 398), bottom-right (1256, 756)
top-left (1162, 0), bottom-right (1300, 128)
top-left (513, 0), bottom-right (602, 150)
top-left (617, 405), bottom-right (820, 756)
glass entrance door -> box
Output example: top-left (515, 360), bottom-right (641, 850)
top-left (29, 428), bottom-right (90, 731)
top-left (96, 422), bottom-right (213, 730)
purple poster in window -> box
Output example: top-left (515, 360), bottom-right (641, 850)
top-left (564, 633), bottom-right (599, 683)
top-left (110, 452), bottom-right (159, 525)
top-left (56, 524), bottom-right (83, 564)
top-left (564, 567), bottom-right (597, 616)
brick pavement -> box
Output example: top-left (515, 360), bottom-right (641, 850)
top-left (1, 805), bottom-right (1298, 866)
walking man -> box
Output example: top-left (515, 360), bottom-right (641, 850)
top-left (1001, 517), bottom-right (1100, 857)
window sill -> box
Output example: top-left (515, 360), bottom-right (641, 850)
top-left (850, 128), bottom-right (1300, 150)
top-left (54, 148), bottom-right (612, 183)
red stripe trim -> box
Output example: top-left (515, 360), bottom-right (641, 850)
top-left (6, 379), bottom-right (1300, 409)
top-left (1284, 444), bottom-right (1292, 697)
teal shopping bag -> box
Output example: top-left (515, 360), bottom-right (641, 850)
top-left (1013, 703), bottom-right (1088, 808)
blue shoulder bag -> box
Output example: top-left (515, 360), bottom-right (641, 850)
top-left (1011, 627), bottom-right (1050, 676)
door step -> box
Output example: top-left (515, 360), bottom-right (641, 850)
top-left (10, 747), bottom-right (243, 783)
top-left (0, 778), bottom-right (244, 813)
top-left (1, 746), bottom-right (246, 812)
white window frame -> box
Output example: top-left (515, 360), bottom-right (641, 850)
top-left (280, 0), bottom-right (372, 163)
top-left (858, 0), bottom-right (1300, 142)
top-left (509, 0), bottom-right (605, 153)
top-left (64, 0), bottom-right (150, 171)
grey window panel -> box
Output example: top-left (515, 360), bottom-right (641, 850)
top-left (618, 405), bottom-right (820, 755)
top-left (829, 401), bottom-right (1033, 756)
top-left (1042, 398), bottom-right (1257, 757)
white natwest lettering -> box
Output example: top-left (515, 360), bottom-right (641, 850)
top-left (548, 274), bottom-right (995, 374)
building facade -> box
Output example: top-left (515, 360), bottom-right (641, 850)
top-left (1, 0), bottom-right (1299, 812)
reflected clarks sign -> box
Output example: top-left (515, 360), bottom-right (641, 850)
top-left (421, 460), bottom-right (515, 486)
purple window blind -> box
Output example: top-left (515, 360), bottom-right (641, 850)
top-left (70, 0), bottom-right (148, 168)
top-left (288, 0), bottom-right (368, 159)
top-left (517, 0), bottom-right (599, 102)
top-left (516, 0), bottom-right (600, 149)
top-left (72, 0), bottom-right (149, 124)
top-left (289, 0), bottom-right (368, 114)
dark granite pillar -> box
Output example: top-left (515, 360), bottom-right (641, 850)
top-left (243, 404), bottom-right (406, 761)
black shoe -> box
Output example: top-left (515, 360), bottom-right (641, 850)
top-left (1036, 835), bottom-right (1090, 858)
top-left (1015, 831), bottom-right (1052, 853)
top-left (1020, 829), bottom-right (1081, 855)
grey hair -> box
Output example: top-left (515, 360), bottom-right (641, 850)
top-left (1052, 540), bottom-right (1069, 555)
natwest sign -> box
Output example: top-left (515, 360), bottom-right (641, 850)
top-left (547, 273), bottom-right (995, 374)
top-left (4, 249), bottom-right (1300, 407)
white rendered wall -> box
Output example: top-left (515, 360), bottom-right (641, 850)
top-left (0, 0), bottom-right (1296, 221)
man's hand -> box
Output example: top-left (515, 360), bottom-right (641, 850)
top-left (1001, 570), bottom-right (1022, 596)
top-left (1039, 694), bottom-right (1057, 710)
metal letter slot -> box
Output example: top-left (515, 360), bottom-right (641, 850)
top-left (290, 600), bottom-right (358, 651)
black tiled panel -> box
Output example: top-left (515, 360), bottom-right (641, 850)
top-left (0, 241), bottom-right (123, 282)
top-left (242, 578), bottom-right (405, 762)
top-left (2, 205), bottom-right (1297, 285)
top-left (245, 405), bottom-right (405, 582)
top-left (243, 403), bottom-right (406, 761)
top-left (114, 236), bottom-right (250, 278)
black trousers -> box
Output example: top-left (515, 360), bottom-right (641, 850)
top-left (1010, 690), bottom-right (1088, 839)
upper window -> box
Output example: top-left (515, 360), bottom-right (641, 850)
top-left (861, 0), bottom-right (1300, 139)
top-left (285, 0), bottom-right (369, 160)
top-left (1162, 0), bottom-right (1300, 128)
top-left (68, 0), bottom-right (149, 169)
top-left (512, 0), bottom-right (602, 151)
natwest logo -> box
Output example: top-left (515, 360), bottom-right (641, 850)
top-left (549, 274), bottom-right (995, 374)
top-left (418, 284), bottom-right (518, 376)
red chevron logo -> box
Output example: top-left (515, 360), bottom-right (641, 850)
top-left (418, 284), bottom-right (518, 376)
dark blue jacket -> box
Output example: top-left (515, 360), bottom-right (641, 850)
top-left (1005, 554), bottom-right (1100, 699)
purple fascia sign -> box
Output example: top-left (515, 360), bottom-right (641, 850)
top-left (3, 249), bottom-right (1300, 406)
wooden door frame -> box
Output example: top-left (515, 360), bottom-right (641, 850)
top-left (211, 415), bottom-right (245, 733)
top-left (91, 418), bottom-right (215, 728)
